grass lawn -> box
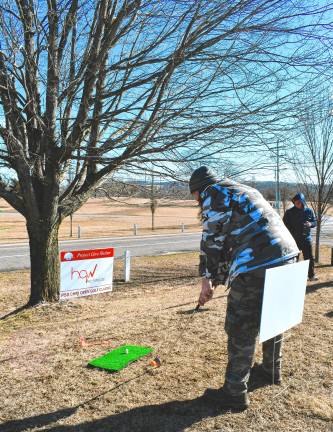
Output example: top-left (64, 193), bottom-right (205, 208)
top-left (0, 249), bottom-right (332, 431)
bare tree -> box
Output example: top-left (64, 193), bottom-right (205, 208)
top-left (291, 94), bottom-right (333, 261)
top-left (0, 1), bottom-right (332, 304)
top-left (97, 171), bottom-right (194, 232)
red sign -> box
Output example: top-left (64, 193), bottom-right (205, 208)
top-left (60, 248), bottom-right (114, 262)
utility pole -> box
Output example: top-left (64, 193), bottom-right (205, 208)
top-left (68, 163), bottom-right (74, 237)
top-left (70, 214), bottom-right (73, 237)
top-left (150, 172), bottom-right (157, 230)
top-left (275, 140), bottom-right (281, 215)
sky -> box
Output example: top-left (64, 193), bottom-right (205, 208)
top-left (1, 1), bottom-right (332, 188)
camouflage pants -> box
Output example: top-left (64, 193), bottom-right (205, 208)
top-left (223, 260), bottom-right (295, 395)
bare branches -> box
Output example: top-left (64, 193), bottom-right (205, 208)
top-left (0, 0), bottom-right (332, 221)
top-left (0, 180), bottom-right (25, 215)
top-left (15, 0), bottom-right (42, 129)
top-left (290, 91), bottom-right (333, 260)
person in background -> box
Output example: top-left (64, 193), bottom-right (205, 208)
top-left (283, 193), bottom-right (318, 281)
top-left (189, 166), bottom-right (299, 411)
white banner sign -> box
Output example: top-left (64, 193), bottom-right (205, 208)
top-left (60, 248), bottom-right (114, 300)
top-left (259, 260), bottom-right (309, 343)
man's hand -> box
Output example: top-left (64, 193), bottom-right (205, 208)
top-left (304, 221), bottom-right (312, 228)
top-left (198, 278), bottom-right (214, 306)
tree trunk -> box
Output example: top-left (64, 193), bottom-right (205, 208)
top-left (315, 218), bottom-right (321, 263)
top-left (151, 208), bottom-right (155, 231)
top-left (27, 221), bottom-right (60, 305)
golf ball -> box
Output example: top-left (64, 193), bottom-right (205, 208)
top-left (125, 348), bottom-right (129, 354)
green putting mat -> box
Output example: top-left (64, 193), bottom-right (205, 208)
top-left (88, 345), bottom-right (153, 372)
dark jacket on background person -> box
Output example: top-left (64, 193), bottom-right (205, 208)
top-left (283, 193), bottom-right (316, 245)
top-left (199, 179), bottom-right (299, 285)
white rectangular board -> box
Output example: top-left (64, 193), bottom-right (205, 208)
top-left (60, 248), bottom-right (114, 300)
top-left (259, 260), bottom-right (309, 343)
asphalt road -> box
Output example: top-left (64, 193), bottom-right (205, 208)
top-left (0, 232), bottom-right (202, 272)
top-left (1, 215), bottom-right (333, 272)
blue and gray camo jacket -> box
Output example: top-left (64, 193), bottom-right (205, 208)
top-left (199, 180), bottom-right (299, 286)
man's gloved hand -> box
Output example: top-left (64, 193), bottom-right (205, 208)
top-left (304, 222), bottom-right (312, 228)
top-left (198, 278), bottom-right (214, 306)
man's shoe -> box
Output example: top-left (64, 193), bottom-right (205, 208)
top-left (202, 387), bottom-right (249, 411)
top-left (308, 276), bottom-right (319, 281)
top-left (251, 363), bottom-right (281, 385)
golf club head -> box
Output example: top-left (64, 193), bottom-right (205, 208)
top-left (177, 306), bottom-right (209, 315)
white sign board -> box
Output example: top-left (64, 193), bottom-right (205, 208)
top-left (259, 260), bottom-right (309, 343)
top-left (60, 248), bottom-right (114, 300)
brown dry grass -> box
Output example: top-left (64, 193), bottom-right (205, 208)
top-left (0, 198), bottom-right (199, 243)
top-left (0, 251), bottom-right (332, 432)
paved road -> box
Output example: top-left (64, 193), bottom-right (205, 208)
top-left (0, 232), bottom-right (201, 272)
top-left (1, 215), bottom-right (333, 272)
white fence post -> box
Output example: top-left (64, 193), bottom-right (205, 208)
top-left (77, 225), bottom-right (81, 238)
top-left (124, 250), bottom-right (131, 282)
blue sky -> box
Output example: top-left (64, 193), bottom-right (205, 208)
top-left (1, 1), bottom-right (333, 187)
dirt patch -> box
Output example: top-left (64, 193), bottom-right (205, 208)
top-left (0, 253), bottom-right (332, 432)
top-left (0, 198), bottom-right (199, 243)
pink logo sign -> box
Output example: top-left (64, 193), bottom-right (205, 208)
top-left (71, 264), bottom-right (98, 283)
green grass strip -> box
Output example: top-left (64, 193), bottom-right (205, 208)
top-left (88, 345), bottom-right (153, 372)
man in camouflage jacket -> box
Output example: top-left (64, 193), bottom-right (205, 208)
top-left (189, 166), bottom-right (299, 410)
